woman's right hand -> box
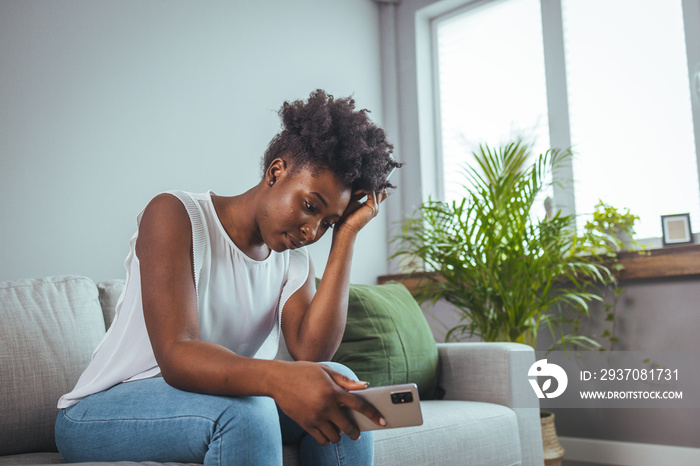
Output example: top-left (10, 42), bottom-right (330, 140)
top-left (270, 362), bottom-right (385, 445)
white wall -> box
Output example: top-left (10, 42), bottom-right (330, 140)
top-left (0, 0), bottom-right (389, 284)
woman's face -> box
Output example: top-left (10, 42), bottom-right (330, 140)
top-left (259, 163), bottom-right (351, 252)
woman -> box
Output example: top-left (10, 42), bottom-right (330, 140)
top-left (55, 90), bottom-right (401, 465)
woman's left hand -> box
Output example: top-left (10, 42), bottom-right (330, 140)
top-left (334, 189), bottom-right (389, 236)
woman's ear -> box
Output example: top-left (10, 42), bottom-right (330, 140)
top-left (266, 158), bottom-right (288, 186)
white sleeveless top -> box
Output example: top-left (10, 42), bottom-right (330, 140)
top-left (58, 191), bottom-right (309, 409)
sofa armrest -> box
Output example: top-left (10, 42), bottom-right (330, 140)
top-left (436, 342), bottom-right (533, 405)
top-left (436, 342), bottom-right (544, 466)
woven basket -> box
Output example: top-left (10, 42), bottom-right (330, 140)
top-left (541, 411), bottom-right (565, 466)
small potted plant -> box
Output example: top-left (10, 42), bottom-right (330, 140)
top-left (581, 200), bottom-right (643, 253)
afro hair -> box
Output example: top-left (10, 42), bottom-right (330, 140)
top-left (262, 90), bottom-right (401, 192)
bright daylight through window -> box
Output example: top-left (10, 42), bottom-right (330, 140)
top-left (435, 0), bottom-right (700, 241)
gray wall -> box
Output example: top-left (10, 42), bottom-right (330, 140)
top-left (547, 276), bottom-right (700, 449)
top-left (421, 271), bottom-right (700, 449)
top-left (0, 0), bottom-right (389, 284)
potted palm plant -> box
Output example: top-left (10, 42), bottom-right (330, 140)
top-left (391, 141), bottom-right (617, 351)
top-left (392, 141), bottom-right (621, 466)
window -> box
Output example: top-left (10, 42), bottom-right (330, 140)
top-left (435, 0), bottom-right (550, 202)
top-left (433, 0), bottom-right (700, 241)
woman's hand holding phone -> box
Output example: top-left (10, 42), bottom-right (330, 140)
top-left (270, 362), bottom-right (386, 446)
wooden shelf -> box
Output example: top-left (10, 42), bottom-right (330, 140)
top-left (615, 243), bottom-right (700, 280)
top-left (378, 244), bottom-right (700, 288)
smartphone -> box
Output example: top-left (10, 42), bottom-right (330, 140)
top-left (346, 383), bottom-right (423, 431)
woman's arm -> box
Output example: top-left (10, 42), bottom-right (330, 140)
top-left (281, 191), bottom-right (387, 362)
top-left (135, 193), bottom-right (383, 445)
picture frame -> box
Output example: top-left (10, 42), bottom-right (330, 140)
top-left (661, 213), bottom-right (693, 246)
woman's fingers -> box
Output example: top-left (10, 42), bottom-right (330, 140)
top-left (274, 363), bottom-right (379, 445)
top-left (337, 390), bottom-right (386, 429)
top-left (308, 426), bottom-right (332, 446)
top-left (328, 408), bottom-right (362, 441)
top-left (320, 366), bottom-right (385, 436)
top-left (322, 365), bottom-right (369, 390)
top-left (324, 366), bottom-right (385, 428)
top-left (372, 189), bottom-right (388, 206)
top-left (351, 188), bottom-right (388, 207)
top-left (341, 189), bottom-right (387, 225)
top-left (317, 421), bottom-right (343, 444)
top-left (307, 398), bottom-right (369, 444)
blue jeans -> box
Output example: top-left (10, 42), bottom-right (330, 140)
top-left (55, 362), bottom-right (373, 465)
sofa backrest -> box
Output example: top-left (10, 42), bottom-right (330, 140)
top-left (0, 276), bottom-right (107, 456)
top-left (96, 279), bottom-right (124, 329)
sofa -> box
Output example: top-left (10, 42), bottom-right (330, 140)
top-left (0, 275), bottom-right (544, 465)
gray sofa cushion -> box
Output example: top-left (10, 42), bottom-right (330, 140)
top-left (281, 400), bottom-right (521, 466)
top-left (282, 400), bottom-right (521, 466)
top-left (96, 280), bottom-right (125, 329)
top-left (0, 452), bottom-right (65, 464)
top-left (0, 276), bottom-right (106, 457)
top-left (375, 400), bottom-right (521, 466)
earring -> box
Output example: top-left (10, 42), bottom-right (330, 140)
top-left (268, 179), bottom-right (275, 186)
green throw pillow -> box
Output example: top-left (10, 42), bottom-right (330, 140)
top-left (331, 281), bottom-right (440, 400)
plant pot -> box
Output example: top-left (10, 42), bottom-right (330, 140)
top-left (541, 410), bottom-right (565, 466)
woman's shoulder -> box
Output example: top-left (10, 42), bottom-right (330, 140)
top-left (139, 191), bottom-right (211, 224)
top-left (143, 192), bottom-right (189, 218)
top-left (138, 194), bottom-right (192, 242)
top-left (158, 190), bottom-right (210, 204)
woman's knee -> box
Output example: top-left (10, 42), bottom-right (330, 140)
top-left (55, 409), bottom-right (79, 462)
top-left (217, 395), bottom-right (280, 438)
top-left (213, 395), bottom-right (282, 464)
top-left (319, 361), bottom-right (359, 381)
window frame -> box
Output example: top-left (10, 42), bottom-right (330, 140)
top-left (425, 0), bottom-right (700, 242)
